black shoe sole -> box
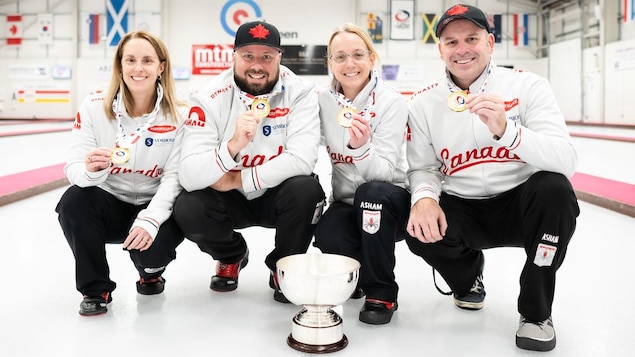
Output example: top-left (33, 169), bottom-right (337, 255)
top-left (210, 251), bottom-right (249, 292)
top-left (136, 279), bottom-right (165, 295)
top-left (359, 301), bottom-right (398, 325)
top-left (79, 294), bottom-right (112, 316)
top-left (516, 336), bottom-right (556, 351)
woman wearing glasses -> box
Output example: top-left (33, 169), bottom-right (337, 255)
top-left (313, 23), bottom-right (410, 325)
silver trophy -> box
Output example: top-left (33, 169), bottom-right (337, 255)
top-left (276, 253), bottom-right (360, 354)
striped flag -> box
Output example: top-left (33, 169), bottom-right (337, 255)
top-left (107, 0), bottom-right (129, 46)
top-left (624, 0), bottom-right (635, 22)
top-left (513, 13), bottom-right (528, 47)
top-left (6, 14), bottom-right (22, 46)
top-left (88, 14), bottom-right (100, 44)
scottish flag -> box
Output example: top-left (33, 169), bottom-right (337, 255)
top-left (107, 0), bottom-right (128, 46)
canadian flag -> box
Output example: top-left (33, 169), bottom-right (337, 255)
top-left (6, 14), bottom-right (22, 45)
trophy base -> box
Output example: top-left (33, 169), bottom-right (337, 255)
top-left (287, 333), bottom-right (348, 354)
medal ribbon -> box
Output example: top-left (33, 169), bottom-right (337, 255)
top-left (331, 70), bottom-right (379, 120)
top-left (112, 84), bottom-right (163, 148)
top-left (237, 82), bottom-right (285, 110)
top-left (446, 60), bottom-right (494, 95)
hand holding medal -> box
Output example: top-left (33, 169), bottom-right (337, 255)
top-left (85, 147), bottom-right (114, 171)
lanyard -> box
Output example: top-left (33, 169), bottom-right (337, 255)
top-left (111, 85), bottom-right (162, 148)
top-left (331, 70), bottom-right (378, 121)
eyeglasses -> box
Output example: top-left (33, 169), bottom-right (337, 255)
top-left (328, 50), bottom-right (372, 64)
top-left (237, 52), bottom-right (278, 63)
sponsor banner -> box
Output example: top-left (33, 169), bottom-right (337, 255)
top-left (192, 44), bottom-right (233, 75)
top-left (280, 45), bottom-right (328, 75)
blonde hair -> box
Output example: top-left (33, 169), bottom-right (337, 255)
top-left (327, 23), bottom-right (380, 64)
top-left (103, 30), bottom-right (185, 121)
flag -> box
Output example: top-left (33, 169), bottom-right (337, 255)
top-left (488, 14), bottom-right (502, 43)
top-left (513, 13), bottom-right (528, 47)
top-left (38, 13), bottom-right (53, 45)
top-left (367, 13), bottom-right (383, 44)
top-left (6, 14), bottom-right (22, 46)
top-left (107, 0), bottom-right (129, 46)
top-left (624, 0), bottom-right (635, 22)
top-left (88, 14), bottom-right (100, 44)
top-left (422, 13), bottom-right (438, 44)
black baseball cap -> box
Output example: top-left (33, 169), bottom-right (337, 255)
top-left (436, 4), bottom-right (491, 38)
top-left (234, 21), bottom-right (283, 52)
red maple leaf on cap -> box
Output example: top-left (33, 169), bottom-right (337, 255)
top-left (447, 4), bottom-right (469, 15)
top-left (249, 24), bottom-right (270, 39)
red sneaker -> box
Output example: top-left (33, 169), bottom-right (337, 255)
top-left (210, 248), bottom-right (249, 292)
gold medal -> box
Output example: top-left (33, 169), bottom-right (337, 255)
top-left (111, 147), bottom-right (130, 164)
top-left (337, 107), bottom-right (356, 128)
top-left (252, 98), bottom-right (270, 119)
top-left (448, 91), bottom-right (468, 112)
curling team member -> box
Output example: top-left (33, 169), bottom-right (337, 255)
top-left (313, 23), bottom-right (410, 325)
top-left (56, 30), bottom-right (187, 316)
top-left (405, 4), bottom-right (580, 351)
top-left (173, 21), bottom-right (325, 303)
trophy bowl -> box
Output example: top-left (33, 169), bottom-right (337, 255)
top-left (276, 253), bottom-right (360, 354)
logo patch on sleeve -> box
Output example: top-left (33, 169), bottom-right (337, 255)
top-left (533, 243), bottom-right (557, 267)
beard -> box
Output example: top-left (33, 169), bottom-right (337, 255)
top-left (234, 70), bottom-right (278, 96)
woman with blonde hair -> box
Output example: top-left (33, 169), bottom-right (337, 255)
top-left (313, 23), bottom-right (410, 325)
top-left (56, 30), bottom-right (187, 316)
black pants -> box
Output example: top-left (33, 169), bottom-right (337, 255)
top-left (405, 171), bottom-right (580, 321)
top-left (314, 182), bottom-right (410, 302)
top-left (173, 175), bottom-right (325, 272)
top-left (56, 185), bottom-right (184, 297)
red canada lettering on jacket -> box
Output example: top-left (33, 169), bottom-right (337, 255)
top-left (239, 145), bottom-right (284, 167)
top-left (326, 145), bottom-right (354, 165)
top-left (109, 165), bottom-right (163, 178)
top-left (185, 106), bottom-right (206, 127)
top-left (440, 146), bottom-right (522, 175)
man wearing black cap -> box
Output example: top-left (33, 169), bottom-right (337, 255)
top-left (174, 21), bottom-right (325, 303)
top-left (405, 4), bottom-right (579, 352)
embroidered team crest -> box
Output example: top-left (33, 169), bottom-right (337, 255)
top-left (533, 243), bottom-right (557, 267)
top-left (362, 210), bottom-right (381, 234)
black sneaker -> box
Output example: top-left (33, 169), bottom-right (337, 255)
top-left (359, 298), bottom-right (398, 325)
top-left (79, 292), bottom-right (112, 316)
top-left (269, 271), bottom-right (290, 303)
top-left (453, 274), bottom-right (485, 310)
top-left (210, 248), bottom-right (249, 292)
top-left (136, 276), bottom-right (165, 295)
